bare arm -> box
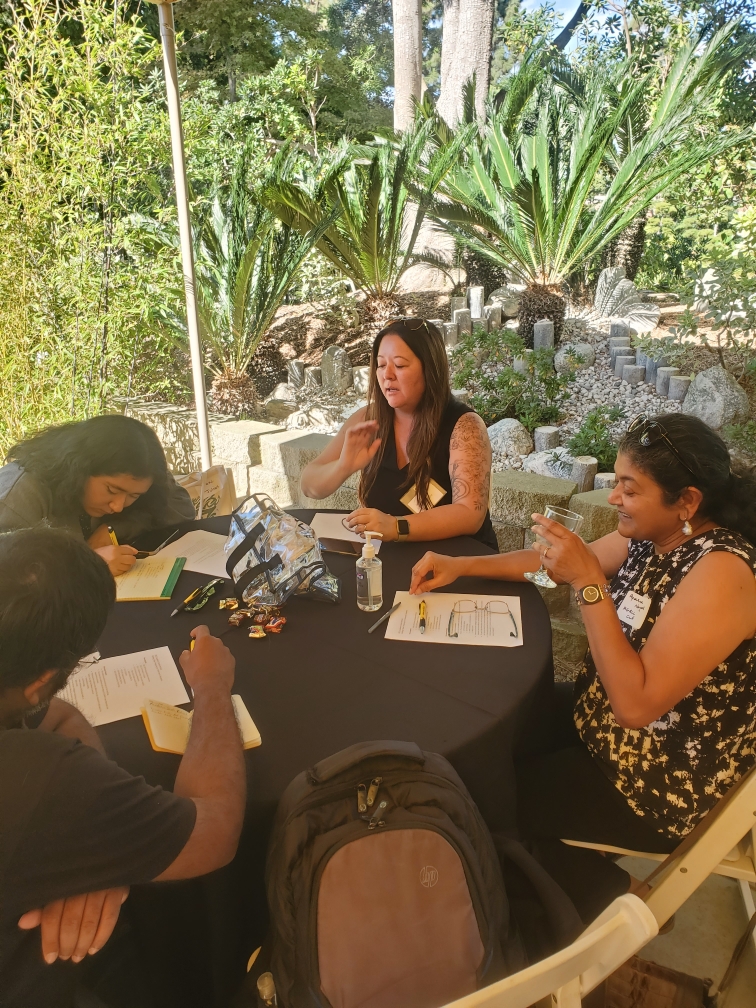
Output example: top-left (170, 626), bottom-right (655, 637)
top-left (36, 698), bottom-right (105, 756)
top-left (300, 409), bottom-right (380, 500)
top-left (408, 528), bottom-right (627, 593)
top-left (530, 513), bottom-right (756, 728)
top-left (347, 413), bottom-right (494, 542)
top-left (153, 626), bottom-right (246, 881)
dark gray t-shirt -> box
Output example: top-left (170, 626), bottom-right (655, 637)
top-left (0, 730), bottom-right (196, 1007)
top-left (0, 462), bottom-right (195, 542)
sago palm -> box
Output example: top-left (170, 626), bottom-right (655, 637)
top-left (262, 119), bottom-right (473, 332)
top-left (431, 24), bottom-right (751, 344)
top-left (143, 150), bottom-right (332, 414)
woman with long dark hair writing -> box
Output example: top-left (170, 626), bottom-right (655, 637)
top-left (0, 415), bottom-right (195, 575)
top-left (301, 319), bottom-right (496, 548)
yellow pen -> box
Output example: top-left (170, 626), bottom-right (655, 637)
top-left (190, 638), bottom-right (195, 652)
top-left (419, 599), bottom-right (427, 635)
top-left (107, 525), bottom-right (119, 546)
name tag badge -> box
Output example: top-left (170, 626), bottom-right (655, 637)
top-left (617, 591), bottom-right (652, 630)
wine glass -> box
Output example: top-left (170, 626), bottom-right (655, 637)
top-left (524, 505), bottom-right (584, 589)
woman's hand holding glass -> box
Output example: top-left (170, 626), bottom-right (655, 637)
top-left (529, 512), bottom-right (605, 589)
top-left (338, 421), bottom-right (381, 476)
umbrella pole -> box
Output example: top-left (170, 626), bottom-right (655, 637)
top-left (155, 1), bottom-right (212, 470)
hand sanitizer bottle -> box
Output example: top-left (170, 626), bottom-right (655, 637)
top-left (356, 531), bottom-right (383, 611)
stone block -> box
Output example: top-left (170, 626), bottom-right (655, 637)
top-left (656, 366), bottom-right (679, 397)
top-left (300, 485), bottom-right (360, 511)
top-left (614, 354), bottom-right (635, 377)
top-left (472, 317), bottom-right (490, 335)
top-left (245, 466), bottom-right (298, 508)
top-left (570, 456), bottom-right (598, 494)
top-left (443, 322), bottom-right (459, 348)
top-left (353, 366), bottom-right (370, 395)
top-left (609, 345), bottom-right (631, 368)
top-left (643, 355), bottom-right (667, 385)
top-left (555, 343), bottom-right (595, 374)
top-left (208, 418), bottom-right (283, 468)
top-left (609, 321), bottom-right (630, 341)
top-left (321, 346), bottom-right (352, 393)
top-left (537, 583), bottom-right (571, 619)
top-left (259, 431), bottom-right (332, 479)
top-left (484, 304), bottom-right (502, 329)
top-left (551, 618), bottom-right (589, 678)
top-left (622, 364), bottom-right (646, 386)
top-left (468, 285), bottom-right (485, 318)
top-left (533, 318), bottom-right (555, 349)
top-left (513, 349), bottom-right (533, 375)
top-left (681, 365), bottom-right (750, 428)
top-left (492, 522), bottom-right (525, 553)
top-left (567, 488), bottom-right (618, 542)
top-left (490, 470), bottom-right (577, 527)
top-left (608, 336), bottom-right (631, 349)
top-left (287, 359), bottom-right (306, 388)
top-left (304, 366), bottom-right (322, 388)
top-left (451, 389), bottom-right (469, 403)
top-left (594, 473), bottom-right (617, 490)
top-left (453, 308), bottom-right (472, 334)
top-left (668, 374), bottom-right (692, 402)
top-left (450, 295), bottom-right (467, 315)
top-left (487, 418), bottom-right (533, 457)
top-left (534, 426), bottom-right (561, 451)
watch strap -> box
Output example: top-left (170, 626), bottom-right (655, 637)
top-left (575, 583), bottom-right (612, 606)
top-left (395, 518), bottom-right (410, 541)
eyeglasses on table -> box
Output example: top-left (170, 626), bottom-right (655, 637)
top-left (447, 600), bottom-right (519, 639)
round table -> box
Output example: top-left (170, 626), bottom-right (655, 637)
top-left (97, 512), bottom-right (554, 1008)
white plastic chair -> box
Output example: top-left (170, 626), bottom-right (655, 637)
top-left (438, 893), bottom-right (658, 1008)
top-left (561, 759), bottom-right (756, 949)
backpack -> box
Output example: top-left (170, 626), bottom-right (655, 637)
top-left (248, 740), bottom-right (526, 1008)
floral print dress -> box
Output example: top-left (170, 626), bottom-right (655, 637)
top-left (574, 528), bottom-right (756, 838)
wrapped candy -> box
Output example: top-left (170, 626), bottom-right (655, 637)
top-left (219, 598), bottom-right (239, 611)
top-left (248, 626), bottom-right (267, 639)
top-left (265, 616), bottom-right (286, 634)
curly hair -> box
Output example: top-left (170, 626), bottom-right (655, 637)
top-left (620, 413), bottom-right (756, 546)
top-left (7, 415), bottom-right (173, 522)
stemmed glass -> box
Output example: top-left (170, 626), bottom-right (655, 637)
top-left (524, 505), bottom-right (584, 589)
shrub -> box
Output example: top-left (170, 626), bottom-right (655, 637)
top-left (566, 406), bottom-right (626, 471)
top-left (450, 327), bottom-right (575, 430)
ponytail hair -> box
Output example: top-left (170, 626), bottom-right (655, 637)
top-left (619, 413), bottom-right (756, 546)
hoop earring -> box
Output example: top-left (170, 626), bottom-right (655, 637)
top-left (682, 519), bottom-right (693, 536)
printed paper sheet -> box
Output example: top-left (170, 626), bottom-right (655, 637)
top-left (383, 591), bottom-right (523, 647)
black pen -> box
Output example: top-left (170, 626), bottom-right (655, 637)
top-left (170, 586), bottom-right (201, 618)
top-left (367, 602), bottom-right (401, 633)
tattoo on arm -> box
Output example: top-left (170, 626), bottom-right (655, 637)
top-left (449, 414), bottom-right (491, 512)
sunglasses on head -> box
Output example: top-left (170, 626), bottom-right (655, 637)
top-left (379, 317), bottom-right (431, 334)
top-left (627, 415), bottom-right (699, 480)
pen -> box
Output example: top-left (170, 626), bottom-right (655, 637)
top-left (190, 638), bottom-right (195, 652)
top-left (170, 586), bottom-right (202, 618)
top-left (107, 525), bottom-right (119, 546)
top-left (419, 599), bottom-right (426, 634)
top-left (367, 601), bottom-right (401, 634)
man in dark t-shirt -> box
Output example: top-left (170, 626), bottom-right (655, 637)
top-left (0, 528), bottom-right (246, 1007)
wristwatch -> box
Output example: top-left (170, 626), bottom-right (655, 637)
top-left (395, 518), bottom-right (410, 542)
top-left (574, 583), bottom-right (612, 606)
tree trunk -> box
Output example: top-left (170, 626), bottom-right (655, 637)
top-left (437, 0), bottom-right (494, 126)
top-left (437, 0), bottom-right (460, 126)
top-left (393, 0), bottom-right (424, 132)
top-left (600, 211), bottom-right (649, 282)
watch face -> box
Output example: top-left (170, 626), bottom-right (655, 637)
top-left (582, 586), bottom-right (601, 603)
top-left (398, 519), bottom-right (410, 535)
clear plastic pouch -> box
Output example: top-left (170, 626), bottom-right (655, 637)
top-left (224, 494), bottom-right (340, 607)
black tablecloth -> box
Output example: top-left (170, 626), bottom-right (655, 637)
top-left (96, 512), bottom-right (554, 1008)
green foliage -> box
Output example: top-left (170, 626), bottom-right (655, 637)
top-left (451, 328), bottom-right (575, 429)
top-left (0, 0), bottom-right (184, 451)
top-left (140, 147), bottom-right (332, 382)
top-left (263, 119), bottom-right (473, 298)
top-left (432, 24), bottom-right (751, 289)
top-left (567, 405), bottom-right (626, 470)
top-left (722, 420), bottom-right (756, 456)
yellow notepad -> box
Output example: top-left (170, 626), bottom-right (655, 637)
top-left (114, 556), bottom-right (186, 601)
top-left (141, 695), bottom-right (261, 754)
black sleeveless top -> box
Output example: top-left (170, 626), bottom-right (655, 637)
top-left (365, 398), bottom-right (498, 551)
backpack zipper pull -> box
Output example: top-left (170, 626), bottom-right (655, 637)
top-left (366, 777), bottom-right (382, 807)
top-left (367, 800), bottom-right (388, 829)
top-left (357, 784), bottom-right (368, 814)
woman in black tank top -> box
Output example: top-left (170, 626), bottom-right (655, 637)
top-left (300, 319), bottom-right (497, 550)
